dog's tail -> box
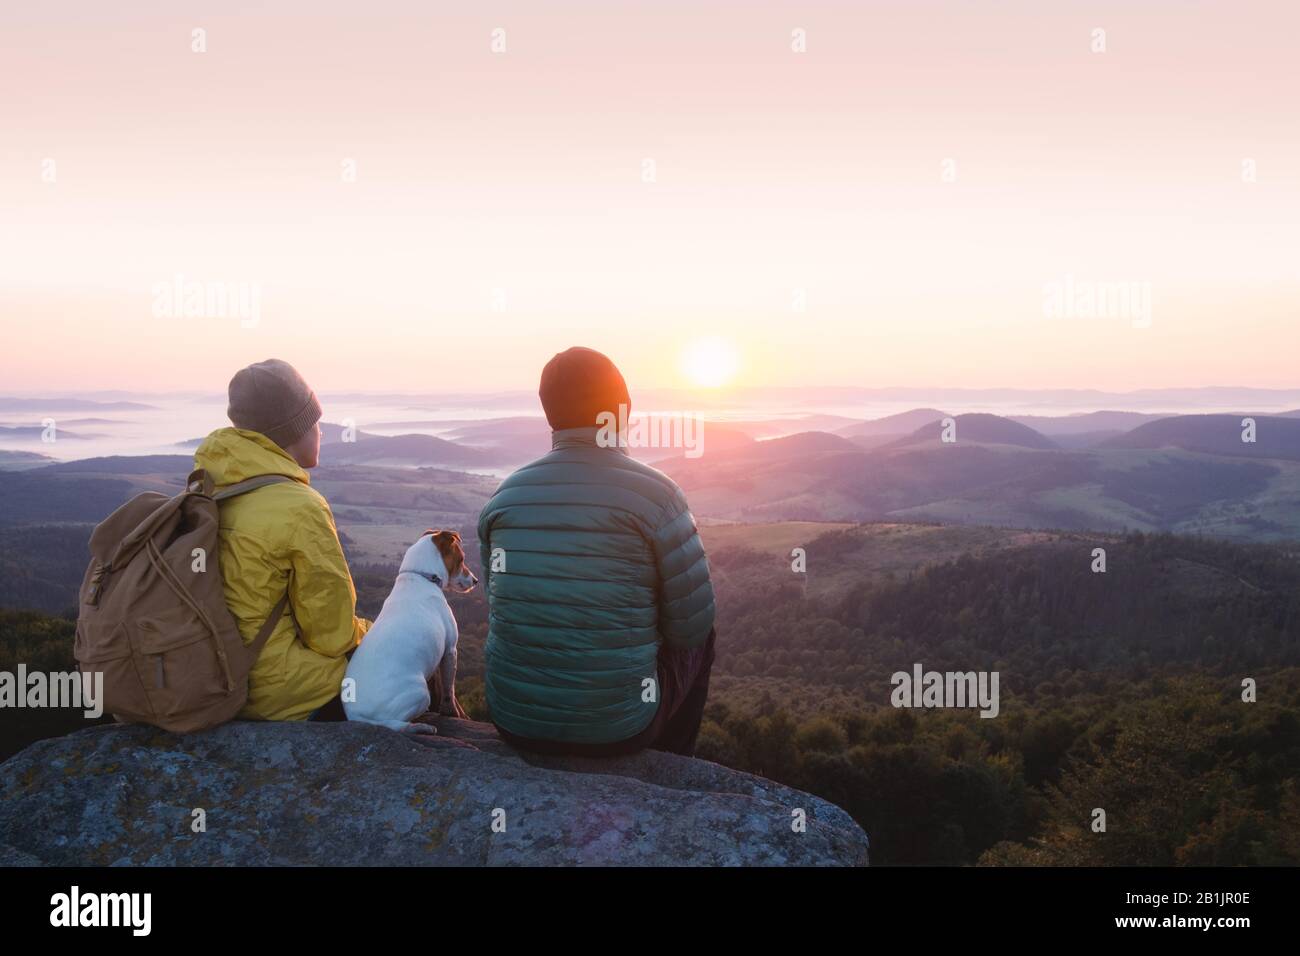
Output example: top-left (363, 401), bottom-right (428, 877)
top-left (350, 716), bottom-right (438, 735)
top-left (393, 719), bottom-right (437, 735)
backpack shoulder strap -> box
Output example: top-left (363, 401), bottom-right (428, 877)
top-left (194, 469), bottom-right (298, 660)
top-left (212, 473), bottom-right (297, 501)
top-left (248, 591), bottom-right (292, 659)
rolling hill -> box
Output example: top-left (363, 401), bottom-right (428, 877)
top-left (0, 450), bottom-right (55, 470)
top-left (319, 433), bottom-right (513, 469)
top-left (836, 407), bottom-right (948, 439)
top-left (1008, 410), bottom-right (1167, 435)
top-left (883, 413), bottom-right (1059, 450)
top-left (0, 459), bottom-right (501, 611)
top-left (660, 415), bottom-right (1300, 540)
top-left (41, 454), bottom-right (195, 475)
top-left (1102, 414), bottom-right (1300, 461)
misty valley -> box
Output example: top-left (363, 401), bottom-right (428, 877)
top-left (2, 396), bottom-right (1298, 864)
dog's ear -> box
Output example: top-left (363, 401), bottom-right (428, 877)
top-left (429, 531), bottom-right (464, 569)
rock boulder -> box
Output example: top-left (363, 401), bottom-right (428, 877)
top-left (0, 717), bottom-right (869, 866)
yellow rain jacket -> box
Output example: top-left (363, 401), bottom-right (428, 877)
top-left (194, 427), bottom-right (370, 721)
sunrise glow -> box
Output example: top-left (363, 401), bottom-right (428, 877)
top-left (680, 338), bottom-right (740, 389)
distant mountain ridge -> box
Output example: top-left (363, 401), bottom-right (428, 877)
top-left (0, 397), bottom-right (157, 412)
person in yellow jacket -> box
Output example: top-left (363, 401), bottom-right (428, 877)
top-left (194, 358), bottom-right (370, 721)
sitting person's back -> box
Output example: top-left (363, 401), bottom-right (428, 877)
top-left (195, 359), bottom-right (369, 721)
top-left (478, 347), bottom-right (716, 755)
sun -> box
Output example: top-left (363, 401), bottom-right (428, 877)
top-left (680, 337), bottom-right (740, 388)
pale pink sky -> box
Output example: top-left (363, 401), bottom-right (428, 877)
top-left (1, 1), bottom-right (1298, 392)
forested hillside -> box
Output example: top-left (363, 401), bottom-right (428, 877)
top-left (4, 522), bottom-right (1298, 864)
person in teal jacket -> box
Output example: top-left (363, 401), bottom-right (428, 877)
top-left (477, 347), bottom-right (717, 756)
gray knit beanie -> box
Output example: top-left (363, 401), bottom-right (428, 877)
top-left (226, 358), bottom-right (322, 450)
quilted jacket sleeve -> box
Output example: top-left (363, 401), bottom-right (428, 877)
top-left (649, 489), bottom-right (715, 649)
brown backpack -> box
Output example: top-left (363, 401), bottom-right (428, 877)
top-left (74, 468), bottom-right (295, 733)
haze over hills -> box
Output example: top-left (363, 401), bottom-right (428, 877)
top-left (0, 397), bottom-right (158, 412)
top-left (0, 426), bottom-right (94, 441)
top-left (7, 385), bottom-right (1300, 417)
top-left (177, 421), bottom-right (391, 449)
top-left (6, 390), bottom-right (1300, 544)
top-left (8, 384), bottom-right (1300, 467)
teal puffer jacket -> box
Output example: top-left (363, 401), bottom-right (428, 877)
top-left (477, 427), bottom-right (716, 744)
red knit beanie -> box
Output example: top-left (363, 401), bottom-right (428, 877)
top-left (538, 347), bottom-right (631, 431)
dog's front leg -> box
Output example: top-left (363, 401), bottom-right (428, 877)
top-left (437, 644), bottom-right (468, 719)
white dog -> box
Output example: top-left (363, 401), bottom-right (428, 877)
top-left (343, 530), bottom-right (477, 734)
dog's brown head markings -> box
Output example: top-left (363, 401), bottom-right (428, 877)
top-left (424, 529), bottom-right (465, 575)
top-left (420, 529), bottom-right (477, 591)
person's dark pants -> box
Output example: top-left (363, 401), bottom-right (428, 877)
top-left (307, 647), bottom-right (357, 722)
top-left (308, 692), bottom-right (348, 722)
top-left (496, 628), bottom-right (717, 758)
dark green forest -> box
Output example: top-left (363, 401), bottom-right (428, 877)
top-left (3, 524), bottom-right (1298, 865)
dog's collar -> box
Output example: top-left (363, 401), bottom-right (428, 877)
top-left (398, 570), bottom-right (443, 586)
